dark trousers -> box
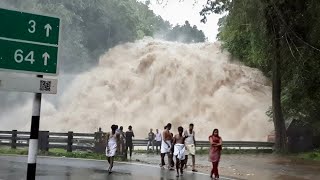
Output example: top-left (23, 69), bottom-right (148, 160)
top-left (155, 141), bottom-right (161, 154)
top-left (126, 144), bottom-right (133, 158)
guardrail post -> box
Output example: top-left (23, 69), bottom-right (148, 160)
top-left (38, 131), bottom-right (49, 152)
top-left (11, 130), bottom-right (17, 149)
top-left (44, 131), bottom-right (49, 152)
top-left (67, 131), bottom-right (73, 152)
top-left (94, 130), bottom-right (105, 154)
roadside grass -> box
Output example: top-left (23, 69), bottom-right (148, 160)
top-left (0, 145), bottom-right (274, 162)
top-left (297, 149), bottom-right (320, 161)
top-left (3, 146), bottom-right (318, 162)
top-left (0, 146), bottom-right (124, 161)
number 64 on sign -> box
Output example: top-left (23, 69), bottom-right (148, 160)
top-left (0, 39), bottom-right (58, 74)
top-left (14, 49), bottom-right (50, 66)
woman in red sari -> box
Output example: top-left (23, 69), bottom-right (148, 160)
top-left (209, 129), bottom-right (222, 179)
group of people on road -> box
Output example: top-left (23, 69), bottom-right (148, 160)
top-left (105, 123), bottom-right (222, 179)
top-left (159, 123), bottom-right (198, 177)
top-left (146, 128), bottom-right (163, 154)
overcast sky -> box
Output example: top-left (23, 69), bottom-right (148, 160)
top-left (144, 0), bottom-right (222, 42)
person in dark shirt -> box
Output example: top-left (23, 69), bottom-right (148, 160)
top-left (125, 125), bottom-right (135, 159)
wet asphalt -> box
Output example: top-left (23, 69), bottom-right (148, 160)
top-left (0, 155), bottom-right (236, 180)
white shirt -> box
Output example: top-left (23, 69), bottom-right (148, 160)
top-left (184, 130), bottom-right (195, 145)
top-left (155, 132), bottom-right (162, 141)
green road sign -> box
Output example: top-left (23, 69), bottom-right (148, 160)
top-left (0, 8), bottom-right (60, 75)
top-left (0, 8), bottom-right (59, 45)
top-left (0, 39), bottom-right (58, 74)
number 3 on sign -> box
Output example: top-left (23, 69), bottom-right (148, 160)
top-left (14, 50), bottom-right (35, 64)
top-left (28, 20), bottom-right (36, 33)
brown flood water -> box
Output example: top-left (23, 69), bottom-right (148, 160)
top-left (133, 153), bottom-right (320, 180)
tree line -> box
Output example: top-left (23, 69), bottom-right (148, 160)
top-left (1, 0), bottom-right (206, 73)
top-left (200, 0), bottom-right (320, 152)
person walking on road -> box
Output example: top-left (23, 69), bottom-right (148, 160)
top-left (209, 129), bottom-right (222, 179)
top-left (172, 126), bottom-right (186, 177)
top-left (155, 129), bottom-right (162, 154)
top-left (184, 123), bottom-right (197, 171)
top-left (106, 124), bottom-right (120, 173)
top-left (119, 126), bottom-right (125, 154)
top-left (160, 123), bottom-right (174, 170)
top-left (147, 128), bottom-right (155, 152)
top-left (125, 125), bottom-right (135, 159)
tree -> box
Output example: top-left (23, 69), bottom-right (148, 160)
top-left (264, 1), bottom-right (287, 152)
top-left (201, 0), bottom-right (320, 151)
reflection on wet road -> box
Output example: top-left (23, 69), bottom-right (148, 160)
top-left (0, 156), bottom-right (236, 180)
top-left (132, 153), bottom-right (320, 180)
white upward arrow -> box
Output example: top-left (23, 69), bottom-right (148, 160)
top-left (42, 52), bottom-right (50, 66)
top-left (44, 24), bottom-right (52, 37)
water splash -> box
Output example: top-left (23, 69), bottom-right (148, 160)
top-left (3, 38), bottom-right (273, 140)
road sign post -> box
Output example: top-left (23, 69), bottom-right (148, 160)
top-left (28, 83), bottom-right (42, 180)
top-left (0, 8), bottom-right (60, 180)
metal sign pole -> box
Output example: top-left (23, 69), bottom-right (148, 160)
top-left (27, 75), bottom-right (43, 180)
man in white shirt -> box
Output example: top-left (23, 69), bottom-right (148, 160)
top-left (184, 123), bottom-right (197, 172)
top-left (155, 129), bottom-right (162, 154)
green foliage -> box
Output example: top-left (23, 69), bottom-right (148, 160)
top-left (163, 21), bottom-right (207, 43)
top-left (201, 0), bottom-right (320, 136)
top-left (0, 146), bottom-right (28, 155)
top-left (0, 147), bottom-right (124, 161)
top-left (0, 0), bottom-right (206, 73)
top-left (298, 149), bottom-right (320, 161)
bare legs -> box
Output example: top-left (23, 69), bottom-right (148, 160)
top-left (191, 155), bottom-right (197, 171)
top-left (184, 154), bottom-right (196, 171)
top-left (160, 153), bottom-right (165, 167)
top-left (184, 155), bottom-right (188, 169)
top-left (168, 153), bottom-right (174, 170)
top-left (175, 156), bottom-right (185, 177)
top-left (160, 152), bottom-right (174, 170)
top-left (107, 156), bottom-right (114, 173)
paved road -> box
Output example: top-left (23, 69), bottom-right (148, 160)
top-left (0, 155), bottom-right (236, 180)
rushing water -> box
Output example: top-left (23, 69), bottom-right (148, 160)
top-left (1, 38), bottom-right (273, 140)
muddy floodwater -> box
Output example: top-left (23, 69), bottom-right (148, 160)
top-left (133, 153), bottom-right (320, 180)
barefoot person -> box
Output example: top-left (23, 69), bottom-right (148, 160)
top-left (170, 132), bottom-right (175, 168)
top-left (106, 124), bottom-right (120, 173)
top-left (173, 126), bottom-right (186, 177)
top-left (119, 126), bottom-right (125, 154)
top-left (184, 123), bottom-right (197, 171)
top-left (209, 129), bottom-right (222, 179)
top-left (159, 126), bottom-right (167, 167)
top-left (125, 125), bottom-right (135, 159)
top-left (155, 129), bottom-right (162, 154)
top-left (160, 123), bottom-right (174, 170)
top-left (147, 128), bottom-right (155, 152)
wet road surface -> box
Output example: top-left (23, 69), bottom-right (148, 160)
top-left (132, 153), bottom-right (320, 180)
top-left (0, 155), bottom-right (236, 180)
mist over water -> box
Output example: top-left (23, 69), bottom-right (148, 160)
top-left (1, 38), bottom-right (273, 140)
